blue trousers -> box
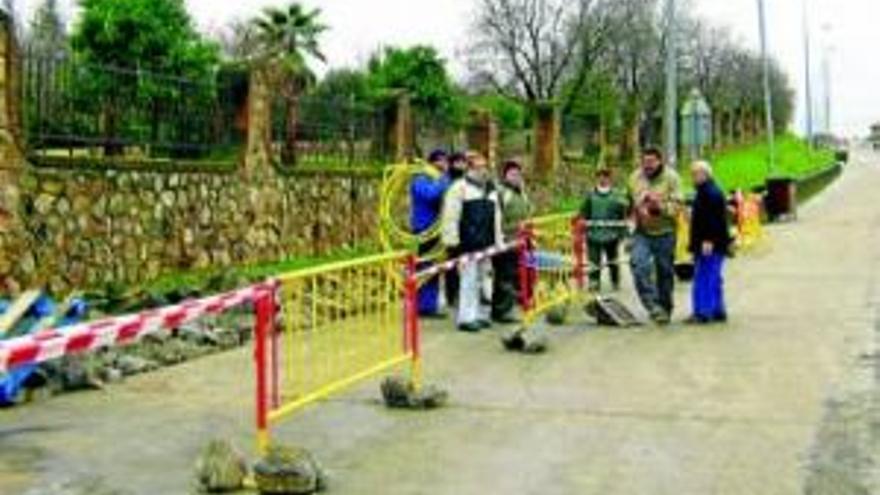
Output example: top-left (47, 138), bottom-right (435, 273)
top-left (418, 274), bottom-right (440, 315)
top-left (417, 240), bottom-right (441, 315)
top-left (692, 254), bottom-right (726, 319)
top-left (630, 233), bottom-right (677, 314)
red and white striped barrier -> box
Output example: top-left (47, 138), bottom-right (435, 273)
top-left (416, 241), bottom-right (519, 280)
top-left (0, 283), bottom-right (274, 374)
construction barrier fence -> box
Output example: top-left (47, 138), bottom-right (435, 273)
top-left (735, 191), bottom-right (765, 250)
top-left (255, 251), bottom-right (420, 453)
top-left (517, 214), bottom-right (588, 325)
top-left (0, 284), bottom-right (271, 374)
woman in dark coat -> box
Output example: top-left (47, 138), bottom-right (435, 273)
top-left (688, 161), bottom-right (733, 324)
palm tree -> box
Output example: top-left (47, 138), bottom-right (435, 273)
top-left (252, 3), bottom-right (327, 165)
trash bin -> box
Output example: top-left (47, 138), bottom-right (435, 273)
top-left (765, 177), bottom-right (797, 221)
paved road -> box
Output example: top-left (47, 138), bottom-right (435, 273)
top-left (2, 151), bottom-right (878, 494)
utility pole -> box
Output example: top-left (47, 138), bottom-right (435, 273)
top-left (822, 23), bottom-right (834, 135)
top-left (802, 0), bottom-right (814, 146)
top-left (664, 0), bottom-right (678, 168)
top-left (757, 0), bottom-right (776, 174)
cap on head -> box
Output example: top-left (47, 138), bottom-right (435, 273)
top-left (502, 160), bottom-right (522, 176)
top-left (428, 149), bottom-right (448, 164)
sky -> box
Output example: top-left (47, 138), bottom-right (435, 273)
top-left (15, 0), bottom-right (880, 137)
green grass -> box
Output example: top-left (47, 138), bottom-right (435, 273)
top-left (699, 134), bottom-right (835, 193)
top-left (141, 244), bottom-right (379, 296)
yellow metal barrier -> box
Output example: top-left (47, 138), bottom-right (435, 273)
top-left (255, 251), bottom-right (420, 453)
top-left (675, 209), bottom-right (693, 268)
top-left (519, 214), bottom-right (586, 325)
top-left (737, 193), bottom-right (765, 251)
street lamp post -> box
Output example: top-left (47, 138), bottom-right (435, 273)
top-left (802, 0), bottom-right (814, 146)
top-left (757, 0), bottom-right (776, 175)
top-left (822, 23), bottom-right (834, 135)
top-left (664, 0), bottom-right (678, 168)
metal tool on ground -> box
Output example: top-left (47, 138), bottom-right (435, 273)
top-left (585, 295), bottom-right (643, 327)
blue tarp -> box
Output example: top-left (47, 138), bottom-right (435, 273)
top-left (0, 295), bottom-right (88, 405)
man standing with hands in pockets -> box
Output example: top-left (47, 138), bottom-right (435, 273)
top-left (627, 147), bottom-right (684, 325)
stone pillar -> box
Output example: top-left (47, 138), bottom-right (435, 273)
top-left (0, 11), bottom-right (25, 294)
top-left (533, 101), bottom-right (560, 177)
top-left (385, 92), bottom-right (413, 163)
top-left (384, 92), bottom-right (415, 163)
top-left (243, 69), bottom-right (273, 178)
top-left (467, 109), bottom-right (498, 167)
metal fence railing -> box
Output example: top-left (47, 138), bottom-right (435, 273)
top-left (271, 95), bottom-right (391, 168)
top-left (413, 109), bottom-right (463, 158)
top-left (21, 51), bottom-right (245, 163)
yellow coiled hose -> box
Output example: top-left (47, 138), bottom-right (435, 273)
top-left (378, 162), bottom-right (446, 265)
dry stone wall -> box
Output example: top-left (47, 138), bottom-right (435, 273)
top-left (7, 164), bottom-right (380, 294)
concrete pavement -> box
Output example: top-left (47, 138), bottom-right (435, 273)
top-left (1, 150), bottom-right (878, 494)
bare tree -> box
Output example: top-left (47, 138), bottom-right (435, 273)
top-left (596, 0), bottom-right (663, 157)
top-left (468, 0), bottom-right (600, 104)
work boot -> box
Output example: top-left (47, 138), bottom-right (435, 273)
top-left (650, 307), bottom-right (671, 325)
top-left (684, 315), bottom-right (710, 325)
top-left (491, 313), bottom-right (521, 325)
top-left (458, 322), bottom-right (482, 333)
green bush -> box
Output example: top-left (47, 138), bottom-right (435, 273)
top-left (700, 135), bottom-right (835, 192)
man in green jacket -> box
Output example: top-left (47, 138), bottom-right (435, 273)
top-left (627, 147), bottom-right (684, 324)
top-left (492, 160), bottom-right (532, 323)
top-left (580, 168), bottom-right (629, 292)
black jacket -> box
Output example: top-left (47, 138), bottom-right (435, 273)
top-left (689, 179), bottom-right (733, 256)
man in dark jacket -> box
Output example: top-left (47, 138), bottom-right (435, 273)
top-left (687, 161), bottom-right (732, 324)
top-left (580, 168), bottom-right (629, 292)
top-left (441, 152), bottom-right (502, 332)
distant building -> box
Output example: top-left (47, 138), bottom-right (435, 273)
top-left (871, 124), bottom-right (880, 150)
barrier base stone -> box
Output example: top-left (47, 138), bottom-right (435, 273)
top-left (194, 439), bottom-right (248, 493)
top-left (253, 444), bottom-right (326, 495)
top-left (380, 375), bottom-right (449, 410)
top-left (501, 326), bottom-right (549, 354)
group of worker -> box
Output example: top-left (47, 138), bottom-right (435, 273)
top-left (411, 150), bottom-right (532, 332)
top-left (411, 145), bottom-right (732, 330)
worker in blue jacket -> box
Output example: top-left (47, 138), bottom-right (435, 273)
top-left (411, 149), bottom-right (452, 317)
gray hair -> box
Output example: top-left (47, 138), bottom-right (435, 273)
top-left (691, 160), bottom-right (713, 176)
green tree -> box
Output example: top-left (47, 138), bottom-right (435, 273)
top-left (367, 45), bottom-right (464, 126)
top-left (251, 2), bottom-right (327, 165)
top-left (71, 0), bottom-right (219, 155)
top-left (312, 68), bottom-right (372, 104)
top-left (471, 92), bottom-right (526, 131)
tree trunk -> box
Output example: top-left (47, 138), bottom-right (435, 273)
top-left (619, 104), bottom-right (641, 167)
top-left (102, 102), bottom-right (123, 157)
top-left (713, 112), bottom-right (724, 150)
top-left (281, 82), bottom-right (300, 166)
top-left (726, 110), bottom-right (736, 148)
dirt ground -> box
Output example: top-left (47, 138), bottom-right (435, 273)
top-left (2, 150), bottom-right (879, 494)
